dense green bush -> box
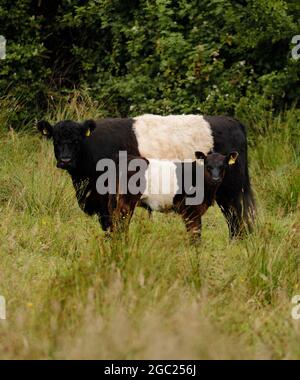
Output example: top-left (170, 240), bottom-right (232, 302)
top-left (0, 0), bottom-right (299, 127)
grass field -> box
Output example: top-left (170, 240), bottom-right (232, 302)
top-left (0, 99), bottom-right (300, 359)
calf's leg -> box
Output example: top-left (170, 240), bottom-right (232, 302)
top-left (216, 192), bottom-right (244, 239)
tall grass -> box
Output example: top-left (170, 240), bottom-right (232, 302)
top-left (0, 100), bottom-right (299, 359)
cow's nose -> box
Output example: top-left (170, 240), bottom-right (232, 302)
top-left (212, 176), bottom-right (221, 183)
top-left (57, 158), bottom-right (72, 169)
top-left (61, 158), bottom-right (72, 163)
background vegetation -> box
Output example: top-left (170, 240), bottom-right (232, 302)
top-left (0, 0), bottom-right (300, 127)
top-left (0, 0), bottom-right (299, 359)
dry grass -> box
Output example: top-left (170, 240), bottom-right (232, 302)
top-left (0, 103), bottom-right (299, 359)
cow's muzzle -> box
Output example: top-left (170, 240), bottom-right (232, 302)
top-left (212, 177), bottom-right (222, 184)
top-left (57, 158), bottom-right (72, 169)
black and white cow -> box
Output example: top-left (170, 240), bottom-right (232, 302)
top-left (37, 114), bottom-right (255, 238)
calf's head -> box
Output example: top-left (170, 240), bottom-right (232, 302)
top-left (37, 119), bottom-right (96, 170)
top-left (195, 151), bottom-right (239, 185)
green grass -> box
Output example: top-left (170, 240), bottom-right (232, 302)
top-left (0, 104), bottom-right (300, 359)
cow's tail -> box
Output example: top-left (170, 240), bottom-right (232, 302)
top-left (241, 124), bottom-right (256, 232)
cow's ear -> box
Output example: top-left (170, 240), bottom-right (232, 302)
top-left (195, 151), bottom-right (206, 160)
top-left (81, 119), bottom-right (96, 137)
top-left (227, 151), bottom-right (239, 165)
top-left (37, 120), bottom-right (53, 139)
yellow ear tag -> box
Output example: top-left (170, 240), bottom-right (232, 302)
top-left (229, 156), bottom-right (236, 165)
top-left (43, 129), bottom-right (48, 136)
top-left (85, 129), bottom-right (91, 137)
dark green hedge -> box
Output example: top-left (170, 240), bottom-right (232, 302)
top-left (0, 0), bottom-right (299, 126)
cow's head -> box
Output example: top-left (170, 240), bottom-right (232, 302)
top-left (37, 119), bottom-right (96, 170)
top-left (195, 151), bottom-right (239, 185)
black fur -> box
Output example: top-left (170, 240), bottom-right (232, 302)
top-left (204, 116), bottom-right (255, 237)
top-left (38, 118), bottom-right (138, 231)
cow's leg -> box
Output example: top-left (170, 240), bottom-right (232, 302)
top-left (216, 191), bottom-right (243, 239)
top-left (114, 206), bottom-right (134, 233)
top-left (146, 205), bottom-right (153, 219)
top-left (98, 213), bottom-right (113, 232)
top-left (111, 194), bottom-right (138, 234)
top-left (180, 206), bottom-right (202, 243)
top-left (139, 203), bottom-right (152, 218)
top-left (97, 195), bottom-right (114, 232)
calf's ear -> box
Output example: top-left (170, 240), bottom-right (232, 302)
top-left (37, 120), bottom-right (53, 139)
top-left (195, 151), bottom-right (206, 160)
top-left (81, 119), bottom-right (97, 137)
top-left (227, 151), bottom-right (239, 165)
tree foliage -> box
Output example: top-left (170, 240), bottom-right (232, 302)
top-left (0, 0), bottom-right (299, 125)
